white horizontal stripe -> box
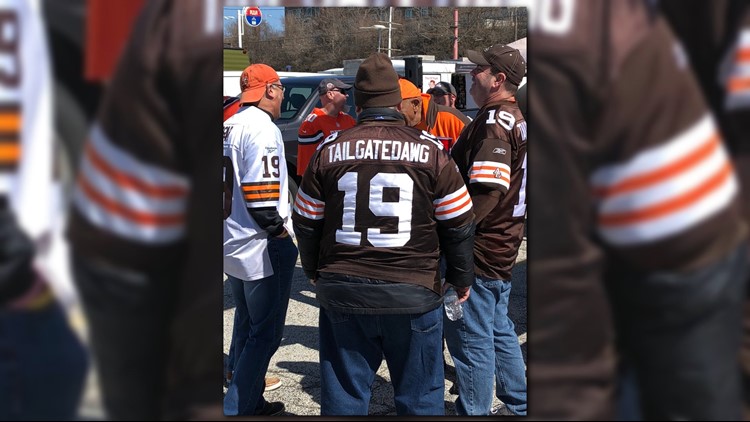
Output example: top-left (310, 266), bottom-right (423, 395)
top-left (80, 152), bottom-right (187, 216)
top-left (294, 198), bottom-right (324, 220)
top-left (90, 124), bottom-right (190, 190)
top-left (297, 189), bottom-right (324, 208)
top-left (433, 185), bottom-right (468, 206)
top-left (598, 173), bottom-right (737, 246)
top-left (72, 185), bottom-right (184, 244)
top-left (728, 63), bottom-right (750, 79)
top-left (726, 90), bottom-right (750, 110)
top-left (591, 114), bottom-right (714, 188)
top-left (0, 174), bottom-right (11, 194)
top-left (599, 142), bottom-right (728, 215)
top-left (298, 132), bottom-right (324, 145)
top-left (739, 29), bottom-right (750, 46)
top-left (246, 199), bottom-right (279, 209)
top-left (472, 160), bottom-right (508, 169)
top-left (436, 198), bottom-right (473, 221)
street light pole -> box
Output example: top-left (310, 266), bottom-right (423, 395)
top-left (360, 24), bottom-right (388, 54)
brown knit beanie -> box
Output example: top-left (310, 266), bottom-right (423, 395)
top-left (354, 53), bottom-right (402, 108)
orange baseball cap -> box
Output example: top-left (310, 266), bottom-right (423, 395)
top-left (398, 78), bottom-right (422, 100)
top-left (239, 64), bottom-right (280, 104)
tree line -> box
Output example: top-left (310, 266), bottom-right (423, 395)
top-left (223, 7), bottom-right (527, 72)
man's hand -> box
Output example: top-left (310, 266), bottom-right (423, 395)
top-left (454, 286), bottom-right (471, 303)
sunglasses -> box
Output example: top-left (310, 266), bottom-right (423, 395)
top-left (269, 83), bottom-right (285, 93)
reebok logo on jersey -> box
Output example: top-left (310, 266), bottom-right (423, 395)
top-left (265, 146), bottom-right (277, 154)
top-left (493, 148), bottom-right (507, 155)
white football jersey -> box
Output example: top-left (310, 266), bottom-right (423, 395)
top-left (223, 105), bottom-right (290, 281)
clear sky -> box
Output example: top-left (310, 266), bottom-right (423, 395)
top-left (223, 6), bottom-right (285, 33)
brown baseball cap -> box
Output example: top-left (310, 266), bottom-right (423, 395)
top-left (466, 44), bottom-right (526, 86)
top-left (239, 64), bottom-right (280, 104)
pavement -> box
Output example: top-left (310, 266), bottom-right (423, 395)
top-left (73, 238), bottom-right (526, 418)
top-left (222, 239), bottom-right (527, 416)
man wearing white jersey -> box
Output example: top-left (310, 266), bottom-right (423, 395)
top-left (223, 63), bottom-right (297, 417)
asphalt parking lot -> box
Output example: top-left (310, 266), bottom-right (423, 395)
top-left (222, 239), bottom-right (527, 416)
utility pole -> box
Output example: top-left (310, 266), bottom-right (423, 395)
top-left (453, 9), bottom-right (459, 60)
top-left (388, 7), bottom-right (393, 58)
top-left (237, 8), bottom-right (244, 49)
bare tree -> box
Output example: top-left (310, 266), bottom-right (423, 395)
top-left (235, 7), bottom-right (527, 72)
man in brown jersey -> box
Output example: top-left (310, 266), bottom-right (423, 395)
top-left (530, 0), bottom-right (748, 419)
top-left (443, 44), bottom-right (528, 416)
top-left (292, 52), bottom-right (475, 416)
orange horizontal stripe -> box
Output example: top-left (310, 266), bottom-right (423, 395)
top-left (78, 175), bottom-right (184, 226)
top-left (242, 184), bottom-right (280, 192)
top-left (86, 143), bottom-right (188, 198)
top-left (735, 48), bottom-right (750, 63)
top-left (593, 134), bottom-right (720, 198)
top-left (295, 200), bottom-right (323, 216)
top-left (435, 190), bottom-right (468, 208)
top-left (435, 197), bottom-right (472, 216)
top-left (0, 143), bottom-right (20, 161)
top-left (0, 113), bottom-right (20, 132)
top-left (729, 76), bottom-right (750, 93)
top-left (296, 194), bottom-right (323, 209)
top-left (599, 161), bottom-right (733, 227)
top-left (472, 175), bottom-right (510, 184)
top-left (244, 193), bottom-right (280, 200)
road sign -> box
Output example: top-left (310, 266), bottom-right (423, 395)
top-left (244, 7), bottom-right (262, 27)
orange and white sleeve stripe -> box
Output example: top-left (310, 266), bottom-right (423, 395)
top-left (470, 160), bottom-right (510, 190)
top-left (725, 29), bottom-right (750, 110)
top-left (0, 105), bottom-right (21, 195)
top-left (73, 124), bottom-right (189, 244)
top-left (294, 188), bottom-right (324, 220)
top-left (242, 181), bottom-right (280, 208)
top-left (434, 185), bottom-right (473, 221)
top-left (591, 114), bottom-right (738, 246)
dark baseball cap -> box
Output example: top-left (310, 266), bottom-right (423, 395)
top-left (318, 78), bottom-right (352, 95)
top-left (428, 81), bottom-right (457, 96)
top-left (466, 44), bottom-right (526, 86)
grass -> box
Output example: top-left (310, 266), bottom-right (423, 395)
top-left (224, 49), bottom-right (250, 71)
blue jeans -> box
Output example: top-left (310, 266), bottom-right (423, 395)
top-left (0, 302), bottom-right (89, 420)
top-left (319, 306), bottom-right (445, 415)
top-left (444, 276), bottom-right (527, 415)
top-left (224, 236), bottom-right (297, 416)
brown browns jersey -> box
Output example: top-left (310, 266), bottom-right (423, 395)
top-left (67, 0), bottom-right (222, 273)
top-left (451, 100), bottom-right (527, 281)
top-left (530, 0), bottom-right (746, 419)
top-left (292, 124), bottom-right (474, 294)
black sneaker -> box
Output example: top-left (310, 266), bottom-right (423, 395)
top-left (490, 405), bottom-right (514, 416)
top-left (256, 401), bottom-right (285, 416)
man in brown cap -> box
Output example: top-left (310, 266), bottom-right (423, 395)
top-left (292, 52), bottom-right (475, 416)
top-left (443, 44), bottom-right (528, 416)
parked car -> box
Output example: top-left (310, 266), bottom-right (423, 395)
top-left (223, 73), bottom-right (480, 200)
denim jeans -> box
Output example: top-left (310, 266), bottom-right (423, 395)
top-left (319, 305), bottom-right (445, 415)
top-left (0, 302), bottom-right (89, 420)
top-left (609, 242), bottom-right (748, 420)
top-left (224, 236), bottom-right (297, 416)
top-left (444, 276), bottom-right (527, 415)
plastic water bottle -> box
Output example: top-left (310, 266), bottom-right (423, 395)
top-left (444, 289), bottom-right (463, 321)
